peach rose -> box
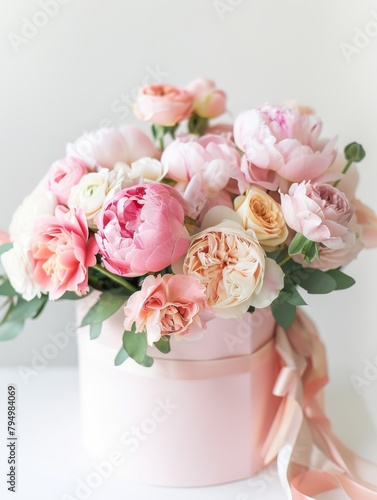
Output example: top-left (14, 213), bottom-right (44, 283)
top-left (175, 207), bottom-right (284, 317)
top-left (186, 78), bottom-right (226, 118)
top-left (124, 273), bottom-right (210, 345)
top-left (234, 187), bottom-right (288, 251)
top-left (133, 84), bottom-right (194, 126)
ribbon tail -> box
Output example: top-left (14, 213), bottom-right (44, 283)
top-left (265, 310), bottom-right (377, 499)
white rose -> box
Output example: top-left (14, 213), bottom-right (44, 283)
top-left (68, 168), bottom-right (129, 228)
top-left (9, 187), bottom-right (57, 247)
top-left (1, 242), bottom-right (45, 301)
top-left (127, 157), bottom-right (167, 183)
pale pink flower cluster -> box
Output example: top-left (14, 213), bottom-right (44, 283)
top-left (1, 77), bottom-right (376, 350)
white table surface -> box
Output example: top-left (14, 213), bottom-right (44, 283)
top-left (0, 367), bottom-right (376, 500)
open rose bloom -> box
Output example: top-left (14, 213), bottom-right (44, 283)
top-left (0, 77), bottom-right (376, 366)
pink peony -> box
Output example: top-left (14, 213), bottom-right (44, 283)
top-left (66, 125), bottom-right (158, 170)
top-left (280, 181), bottom-right (355, 249)
top-left (31, 206), bottom-right (98, 300)
top-left (161, 134), bottom-right (246, 217)
top-left (47, 157), bottom-right (88, 205)
top-left (133, 84), bottom-right (194, 126)
top-left (95, 183), bottom-right (190, 277)
top-left (234, 105), bottom-right (337, 189)
top-left (124, 274), bottom-right (210, 345)
top-left (186, 78), bottom-right (226, 118)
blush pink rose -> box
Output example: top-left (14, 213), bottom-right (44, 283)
top-left (174, 207), bottom-right (284, 317)
top-left (124, 274), bottom-right (210, 345)
top-left (47, 157), bottom-right (88, 205)
top-left (95, 183), bottom-right (190, 277)
top-left (280, 181), bottom-right (355, 249)
top-left (133, 84), bottom-right (194, 126)
top-left (186, 78), bottom-right (226, 118)
top-left (234, 104), bottom-right (337, 188)
top-left (66, 125), bottom-right (159, 170)
top-left (31, 206), bottom-right (98, 300)
top-left (293, 216), bottom-right (363, 271)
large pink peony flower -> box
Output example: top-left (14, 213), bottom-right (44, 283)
top-left (234, 104), bottom-right (337, 189)
top-left (280, 181), bottom-right (354, 249)
top-left (31, 206), bottom-right (98, 300)
top-left (124, 273), bottom-right (210, 345)
top-left (95, 183), bottom-right (190, 277)
top-left (47, 156), bottom-right (88, 205)
top-left (66, 125), bottom-right (159, 170)
top-left (133, 84), bottom-right (194, 126)
top-left (174, 207), bottom-right (284, 317)
top-left (161, 134), bottom-right (246, 217)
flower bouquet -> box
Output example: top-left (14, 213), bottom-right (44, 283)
top-left (2, 78), bottom-right (377, 497)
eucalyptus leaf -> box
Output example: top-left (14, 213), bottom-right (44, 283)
top-left (81, 291), bottom-right (127, 327)
top-left (0, 321), bottom-right (24, 341)
top-left (123, 326), bottom-right (148, 364)
top-left (272, 300), bottom-right (296, 329)
top-left (154, 337), bottom-right (171, 354)
top-left (140, 355), bottom-right (154, 367)
top-left (7, 296), bottom-right (47, 323)
top-left (0, 243), bottom-right (13, 256)
top-left (326, 269), bottom-right (355, 290)
top-left (298, 269), bottom-right (337, 294)
top-left (114, 346), bottom-right (129, 366)
top-left (90, 322), bottom-right (102, 340)
top-left (0, 279), bottom-right (19, 297)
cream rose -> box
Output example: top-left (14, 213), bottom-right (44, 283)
top-left (234, 187), bottom-right (288, 251)
top-left (124, 157), bottom-right (167, 183)
top-left (68, 167), bottom-right (130, 228)
top-left (174, 207), bottom-right (284, 318)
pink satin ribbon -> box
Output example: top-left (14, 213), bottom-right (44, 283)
top-left (265, 309), bottom-right (377, 499)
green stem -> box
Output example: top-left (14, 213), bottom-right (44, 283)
top-left (92, 264), bottom-right (138, 293)
top-left (159, 136), bottom-right (165, 151)
top-left (277, 254), bottom-right (292, 267)
top-left (333, 159), bottom-right (352, 188)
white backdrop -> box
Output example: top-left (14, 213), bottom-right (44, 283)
top-left (0, 0), bottom-right (377, 461)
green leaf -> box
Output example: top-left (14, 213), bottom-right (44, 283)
top-left (154, 337), bottom-right (171, 354)
top-left (8, 296), bottom-right (47, 323)
top-left (0, 321), bottom-right (24, 341)
top-left (60, 290), bottom-right (93, 300)
top-left (247, 305), bottom-right (256, 314)
top-left (302, 240), bottom-right (319, 263)
top-left (298, 268), bottom-right (337, 294)
top-left (272, 300), bottom-right (296, 329)
top-left (0, 243), bottom-right (12, 256)
top-left (80, 291), bottom-right (126, 327)
top-left (32, 295), bottom-right (49, 319)
top-left (140, 355), bottom-right (154, 367)
top-left (0, 279), bottom-right (19, 297)
top-left (122, 326), bottom-right (148, 365)
top-left (282, 285), bottom-right (307, 306)
top-left (288, 233), bottom-right (307, 255)
top-left (326, 269), bottom-right (356, 290)
top-left (90, 322), bottom-right (102, 340)
top-left (114, 346), bottom-right (129, 366)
